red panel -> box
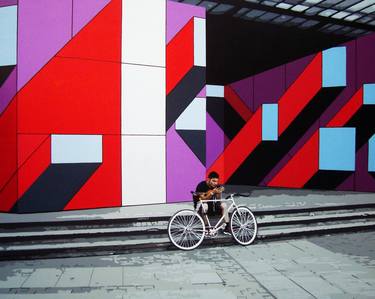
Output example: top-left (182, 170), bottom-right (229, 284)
top-left (0, 175), bottom-right (17, 212)
top-left (18, 134), bottom-right (49, 167)
top-left (64, 135), bottom-right (121, 210)
top-left (268, 132), bottom-right (319, 188)
top-left (278, 53), bottom-right (322, 136)
top-left (327, 87), bottom-right (363, 127)
top-left (17, 136), bottom-right (51, 198)
top-left (18, 57), bottom-right (121, 134)
top-left (224, 86), bottom-right (252, 121)
top-left (58, 0), bottom-right (121, 62)
top-left (166, 18), bottom-right (194, 95)
top-left (0, 98), bottom-right (17, 191)
top-left (207, 108), bottom-right (262, 183)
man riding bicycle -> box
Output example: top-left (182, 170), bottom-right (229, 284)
top-left (194, 171), bottom-right (231, 235)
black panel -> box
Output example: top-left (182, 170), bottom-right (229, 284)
top-left (227, 87), bottom-right (344, 185)
top-left (12, 163), bottom-right (100, 213)
top-left (166, 66), bottom-right (205, 130)
top-left (206, 97), bottom-right (246, 140)
top-left (0, 65), bottom-right (15, 87)
top-left (345, 105), bottom-right (375, 150)
top-left (176, 130), bottom-right (206, 166)
top-left (304, 170), bottom-right (353, 190)
top-left (207, 14), bottom-right (350, 84)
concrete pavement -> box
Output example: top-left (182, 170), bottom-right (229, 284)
top-left (0, 232), bottom-right (375, 298)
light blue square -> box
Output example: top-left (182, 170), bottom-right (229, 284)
top-left (319, 127), bottom-right (356, 171)
top-left (0, 5), bottom-right (17, 66)
top-left (322, 47), bottom-right (346, 88)
top-left (262, 104), bottom-right (278, 141)
top-left (369, 135), bottom-right (375, 172)
top-left (364, 84), bottom-right (375, 105)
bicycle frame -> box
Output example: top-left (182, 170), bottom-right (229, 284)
top-left (195, 195), bottom-right (238, 233)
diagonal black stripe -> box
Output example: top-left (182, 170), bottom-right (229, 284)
top-left (176, 129), bottom-right (206, 166)
top-left (11, 163), bottom-right (100, 213)
top-left (0, 65), bottom-right (15, 88)
top-left (206, 97), bottom-right (245, 140)
top-left (166, 66), bottom-right (205, 130)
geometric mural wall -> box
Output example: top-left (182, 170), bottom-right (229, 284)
top-left (1, 0), bottom-right (374, 213)
top-left (207, 34), bottom-right (375, 193)
top-left (0, 0), bottom-right (206, 213)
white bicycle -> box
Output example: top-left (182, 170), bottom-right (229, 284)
top-left (168, 193), bottom-right (258, 250)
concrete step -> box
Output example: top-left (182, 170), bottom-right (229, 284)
top-left (1, 218), bottom-right (375, 260)
top-left (2, 202), bottom-right (374, 231)
top-left (0, 209), bottom-right (374, 243)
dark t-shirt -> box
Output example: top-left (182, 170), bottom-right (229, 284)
top-left (194, 181), bottom-right (220, 213)
top-left (195, 180), bottom-right (214, 193)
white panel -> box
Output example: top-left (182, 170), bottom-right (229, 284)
top-left (122, 64), bottom-right (165, 135)
top-left (122, 0), bottom-right (166, 67)
top-left (175, 98), bottom-right (206, 130)
top-left (206, 85), bottom-right (224, 97)
top-left (122, 136), bottom-right (166, 206)
top-left (51, 135), bottom-right (102, 164)
top-left (194, 17), bottom-right (206, 67)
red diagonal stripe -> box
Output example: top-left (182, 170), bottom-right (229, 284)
top-left (224, 85), bottom-right (253, 121)
top-left (207, 108), bottom-right (262, 183)
top-left (327, 88), bottom-right (363, 127)
top-left (166, 18), bottom-right (194, 95)
top-left (268, 132), bottom-right (319, 188)
top-left (278, 53), bottom-right (322, 136)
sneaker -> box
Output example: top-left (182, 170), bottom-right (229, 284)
top-left (222, 223), bottom-right (231, 236)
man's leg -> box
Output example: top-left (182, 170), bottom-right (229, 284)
top-left (220, 202), bottom-right (231, 234)
top-left (220, 202), bottom-right (230, 223)
top-left (197, 202), bottom-right (209, 226)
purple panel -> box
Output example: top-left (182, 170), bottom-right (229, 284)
top-left (167, 124), bottom-right (205, 203)
top-left (0, 66), bottom-right (16, 115)
top-left (320, 40), bottom-right (356, 126)
top-left (0, 0), bottom-right (17, 7)
top-left (206, 113), bottom-right (229, 168)
top-left (197, 86), bottom-right (206, 98)
top-left (357, 32), bottom-right (375, 87)
top-left (336, 173), bottom-right (354, 191)
top-left (261, 120), bottom-right (320, 186)
top-left (355, 143), bottom-right (375, 192)
top-left (17, 0), bottom-right (72, 90)
top-left (253, 65), bottom-right (284, 111)
top-left (166, 0), bottom-right (205, 44)
top-left (229, 77), bottom-right (254, 111)
top-left (285, 54), bottom-right (315, 90)
top-left (72, 0), bottom-right (110, 36)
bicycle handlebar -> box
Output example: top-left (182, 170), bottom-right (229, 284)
top-left (191, 191), bottom-right (250, 198)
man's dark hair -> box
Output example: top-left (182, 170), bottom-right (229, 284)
top-left (208, 171), bottom-right (219, 179)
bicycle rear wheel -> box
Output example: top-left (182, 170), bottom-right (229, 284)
top-left (168, 209), bottom-right (205, 250)
top-left (230, 206), bottom-right (257, 246)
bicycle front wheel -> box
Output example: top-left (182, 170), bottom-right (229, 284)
top-left (168, 209), bottom-right (205, 250)
top-left (230, 206), bottom-right (257, 246)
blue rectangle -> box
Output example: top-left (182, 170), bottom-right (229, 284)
top-left (364, 84), bottom-right (375, 105)
top-left (369, 135), bottom-right (375, 172)
top-left (206, 85), bottom-right (224, 97)
top-left (322, 47), bottom-right (346, 88)
top-left (262, 104), bottom-right (278, 141)
top-left (319, 127), bottom-right (356, 171)
top-left (0, 5), bottom-right (17, 66)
